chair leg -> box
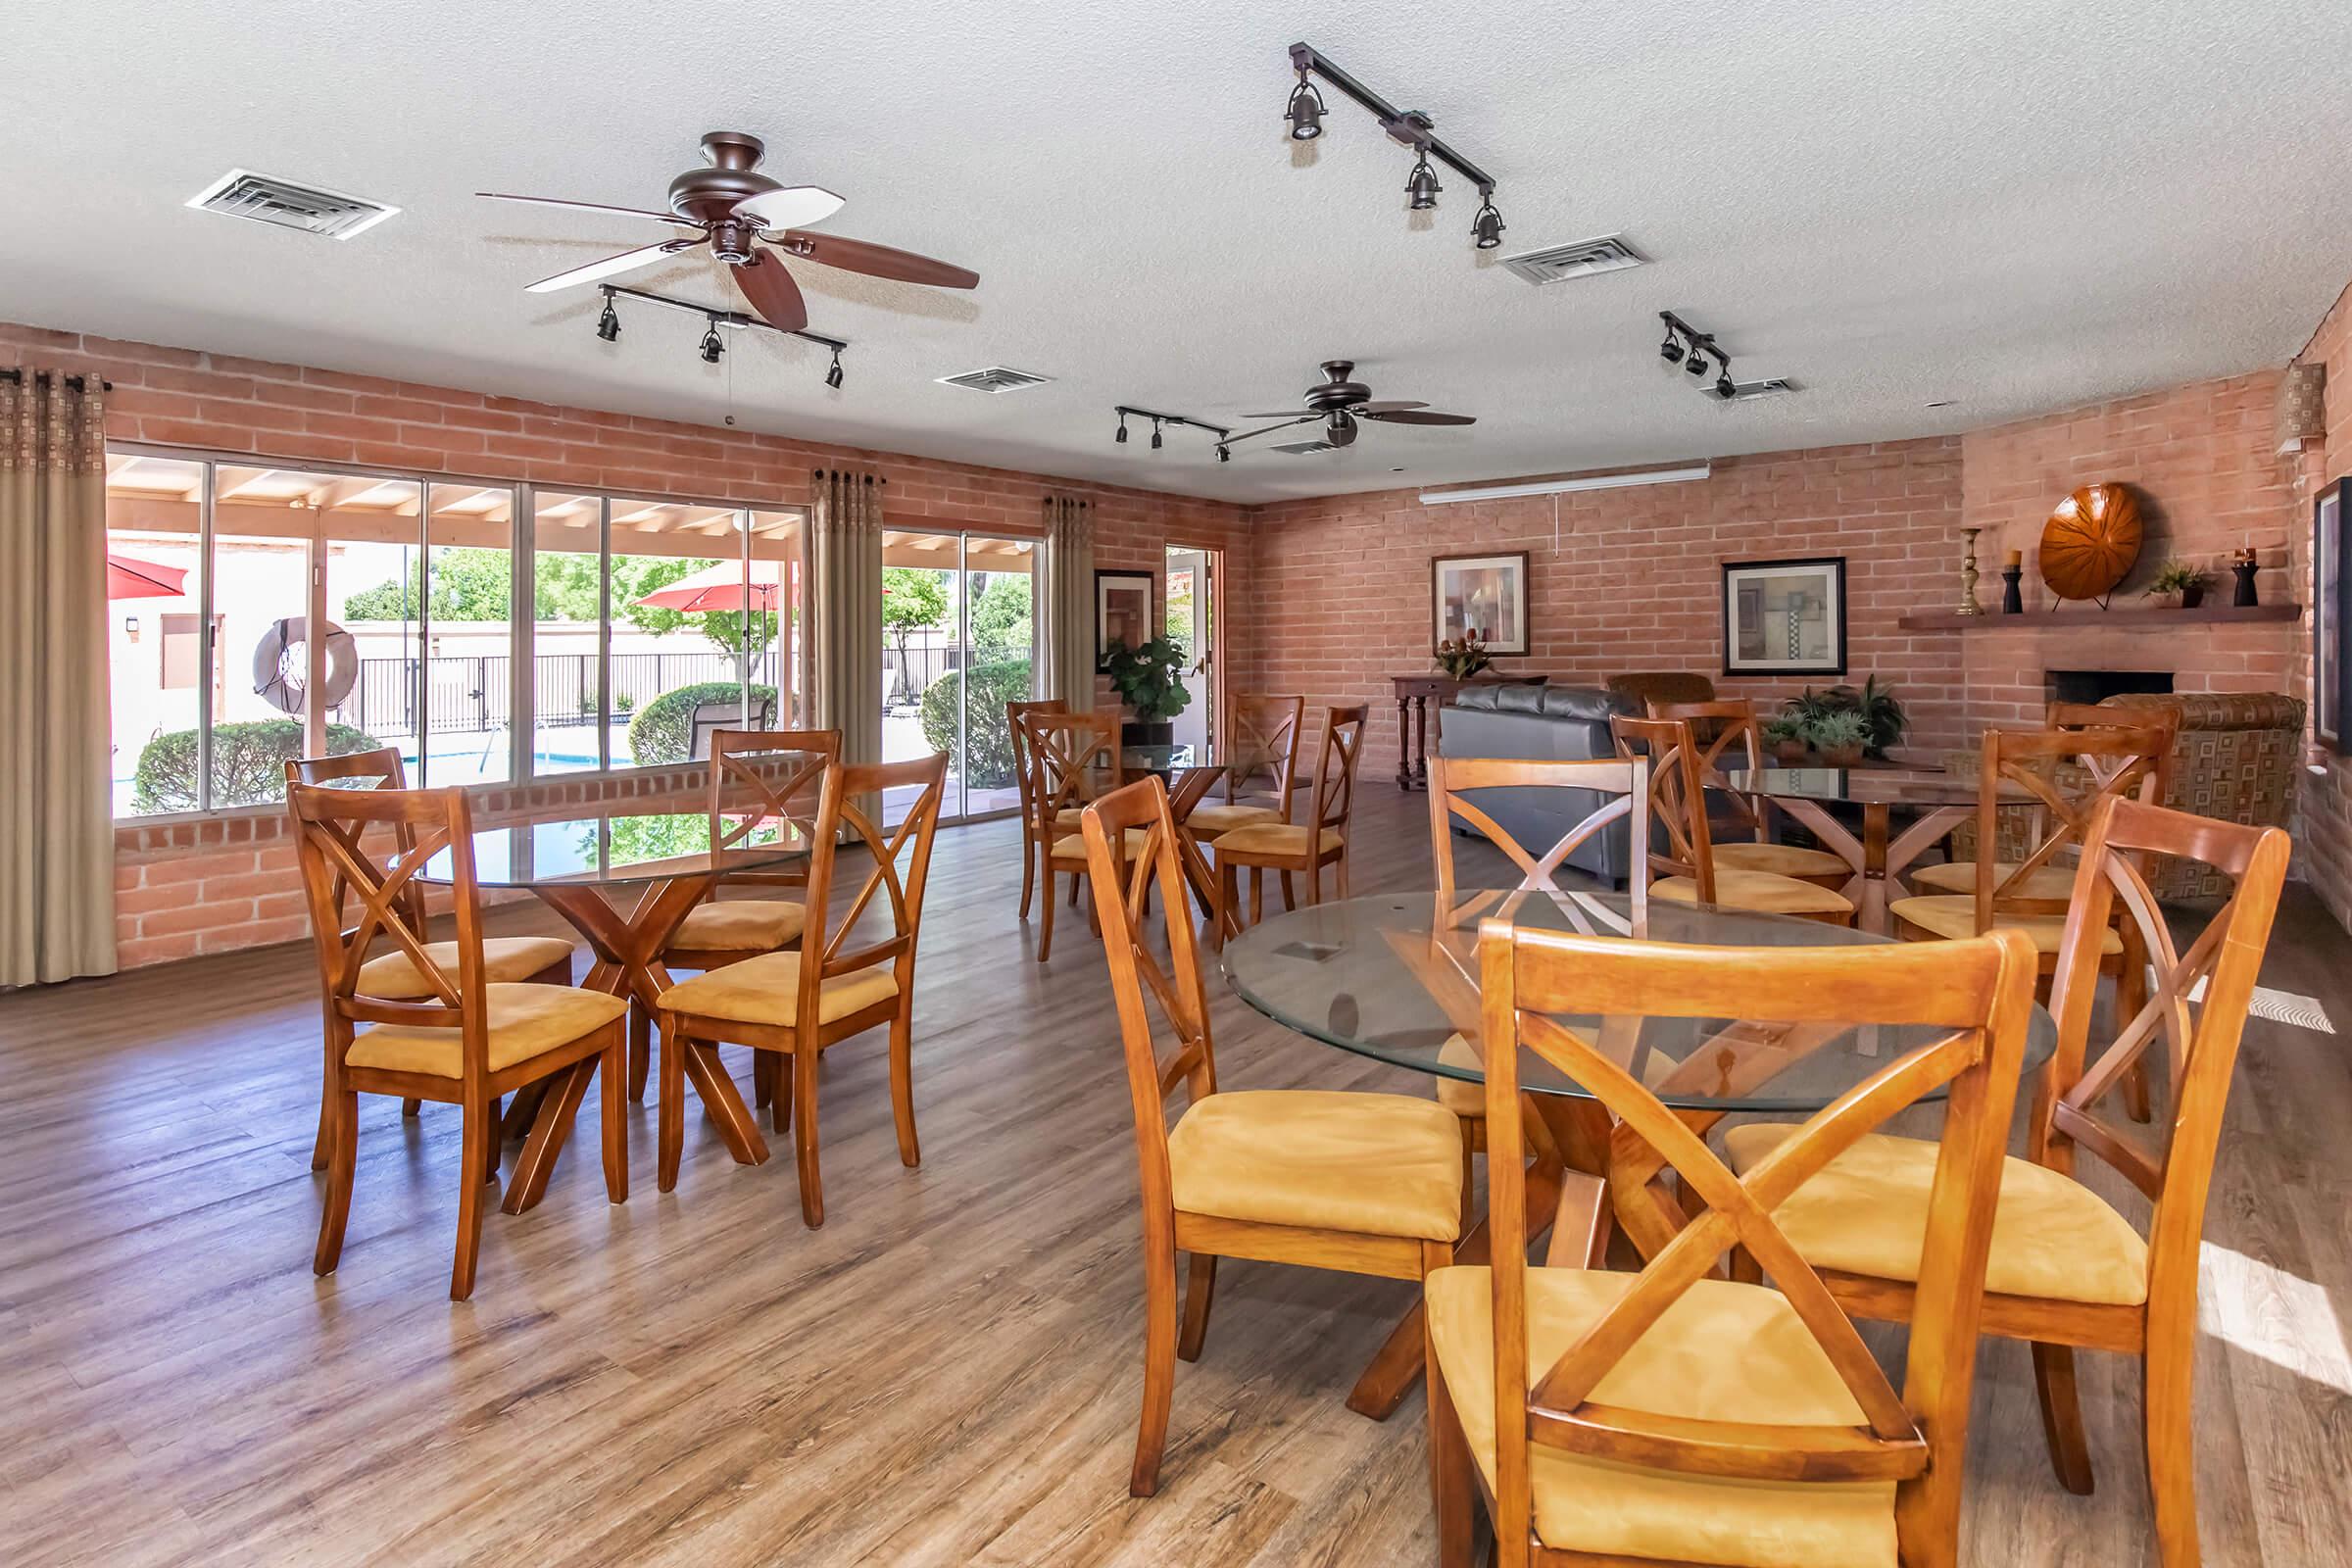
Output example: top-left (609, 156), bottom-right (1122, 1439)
top-left (313, 1088), bottom-right (357, 1276)
top-left (1039, 865), bottom-right (1058, 962)
top-left (1335, 850), bottom-right (1350, 899)
top-left (2144, 1303), bottom-right (2201, 1567)
top-left (1018, 830), bottom-right (1037, 918)
top-left (658, 1017), bottom-right (687, 1193)
top-left (753, 1049), bottom-right (773, 1109)
top-left (481, 1097), bottom-right (504, 1183)
top-left (2032, 1343), bottom-right (2095, 1494)
top-left (1250, 867), bottom-right (1264, 925)
top-left (1219, 858), bottom-right (1241, 937)
top-left (1176, 1253), bottom-right (1217, 1362)
top-left (1131, 1237), bottom-right (1180, 1497)
top-left (792, 1044), bottom-right (824, 1228)
top-left (1302, 857), bottom-right (1320, 906)
top-left (311, 1029), bottom-right (341, 1171)
top-left (1280, 870), bottom-right (1296, 911)
top-left (888, 1009), bottom-right (920, 1167)
top-left (401, 1098), bottom-right (421, 1119)
top-left (770, 1047), bottom-right (794, 1134)
top-left (452, 1098), bottom-right (491, 1301)
top-left (1428, 1324), bottom-right (1479, 1568)
top-left (628, 1002), bottom-right (652, 1103)
top-left (602, 1032), bottom-right (628, 1204)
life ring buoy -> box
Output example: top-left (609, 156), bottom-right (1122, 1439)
top-left (253, 616), bottom-right (359, 714)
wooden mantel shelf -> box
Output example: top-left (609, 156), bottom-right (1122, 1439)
top-left (1897, 603), bottom-right (2300, 632)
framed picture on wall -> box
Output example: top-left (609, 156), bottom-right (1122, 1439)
top-left (1095, 568), bottom-right (1154, 671)
top-left (1430, 551), bottom-right (1531, 656)
top-left (2318, 478), bottom-right (2351, 751)
top-left (1722, 556), bottom-right (1847, 675)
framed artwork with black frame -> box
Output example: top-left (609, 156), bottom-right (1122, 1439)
top-left (1722, 556), bottom-right (1847, 676)
top-left (1095, 568), bottom-right (1154, 672)
top-left (1429, 551), bottom-right (1531, 656)
top-left (2317, 477), bottom-right (2351, 751)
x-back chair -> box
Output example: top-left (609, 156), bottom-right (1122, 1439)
top-left (1649, 696), bottom-right (1853, 890)
top-left (1211, 703), bottom-right (1367, 934)
top-left (1187, 692), bottom-right (1306, 837)
top-left (1023, 709), bottom-right (1124, 960)
top-left (1006, 697), bottom-right (1067, 918)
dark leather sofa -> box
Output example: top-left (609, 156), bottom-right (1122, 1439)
top-left (1437, 683), bottom-right (1638, 883)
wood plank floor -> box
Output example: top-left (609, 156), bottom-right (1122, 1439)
top-left (3, 786), bottom-right (2349, 1566)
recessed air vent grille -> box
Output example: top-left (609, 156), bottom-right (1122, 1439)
top-left (186, 169), bottom-right (400, 239)
top-left (1271, 438), bottom-right (1340, 456)
top-left (1499, 234), bottom-right (1647, 285)
top-left (936, 366), bottom-right (1054, 394)
top-left (1726, 377), bottom-right (1800, 402)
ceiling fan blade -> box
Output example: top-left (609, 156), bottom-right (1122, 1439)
top-left (1354, 401), bottom-right (1428, 414)
top-left (524, 238), bottom-right (699, 293)
top-left (729, 251), bottom-right (808, 333)
top-left (735, 185), bottom-right (846, 230)
top-left (478, 192), bottom-right (700, 227)
top-left (1360, 409), bottom-right (1477, 425)
top-left (774, 231), bottom-right (979, 289)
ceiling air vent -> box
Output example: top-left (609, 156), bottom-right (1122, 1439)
top-left (1271, 438), bottom-right (1340, 456)
top-left (1499, 234), bottom-right (1647, 285)
top-left (185, 169), bottom-right (400, 239)
top-left (1725, 377), bottom-right (1800, 402)
top-left (936, 366), bottom-right (1054, 394)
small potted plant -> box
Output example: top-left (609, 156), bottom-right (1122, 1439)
top-left (2143, 560), bottom-right (2209, 610)
top-left (1101, 635), bottom-right (1192, 746)
top-left (1763, 715), bottom-right (1811, 763)
top-left (1806, 710), bottom-right (1871, 768)
top-left (1434, 632), bottom-right (1494, 680)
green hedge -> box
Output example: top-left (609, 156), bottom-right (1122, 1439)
top-left (919, 659), bottom-right (1034, 788)
top-left (627, 681), bottom-right (778, 765)
top-left (132, 719), bottom-right (382, 813)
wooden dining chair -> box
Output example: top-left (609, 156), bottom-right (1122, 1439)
top-left (1650, 697), bottom-right (1853, 890)
top-left (1185, 692), bottom-right (1305, 837)
top-left (1610, 714), bottom-right (1856, 925)
top-left (1725, 799), bottom-right (2288, 1568)
top-left (1211, 703), bottom-right (1367, 933)
top-left (655, 750), bottom-right (949, 1227)
top-left (1023, 709), bottom-right (1126, 961)
top-left (287, 748), bottom-right (577, 1167)
top-left (1006, 697), bottom-right (1066, 917)
top-left (287, 779), bottom-right (629, 1299)
top-left (1429, 914), bottom-right (2038, 1568)
top-left (1079, 775), bottom-right (1465, 1497)
top-left (645, 728), bottom-right (838, 1102)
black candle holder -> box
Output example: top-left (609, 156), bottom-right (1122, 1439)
top-left (1999, 564), bottom-right (2024, 614)
top-left (2231, 552), bottom-right (2259, 608)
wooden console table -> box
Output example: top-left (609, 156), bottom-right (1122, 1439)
top-left (1389, 674), bottom-right (1546, 790)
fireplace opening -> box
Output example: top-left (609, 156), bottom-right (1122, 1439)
top-left (2046, 669), bottom-right (2175, 706)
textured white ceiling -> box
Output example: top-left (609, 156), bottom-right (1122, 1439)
top-left (4, 1), bottom-right (2349, 504)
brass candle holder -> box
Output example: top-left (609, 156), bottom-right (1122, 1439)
top-left (1954, 526), bottom-right (1984, 616)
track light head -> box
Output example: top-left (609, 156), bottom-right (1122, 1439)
top-left (1471, 201), bottom-right (1504, 249)
top-left (1404, 153), bottom-right (1442, 211)
top-left (1115, 416), bottom-right (1129, 445)
top-left (1685, 348), bottom-right (1710, 377)
top-left (1151, 419), bottom-right (1163, 451)
top-left (1658, 332), bottom-right (1684, 365)
top-left (596, 298), bottom-right (620, 343)
top-left (1715, 371), bottom-right (1738, 400)
top-left (825, 351), bottom-right (844, 390)
top-left (1216, 444), bottom-right (1231, 464)
top-left (699, 323), bottom-right (724, 364)
top-left (1286, 74), bottom-right (1325, 141)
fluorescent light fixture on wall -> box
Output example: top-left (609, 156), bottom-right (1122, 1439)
top-left (1418, 464), bottom-right (1712, 506)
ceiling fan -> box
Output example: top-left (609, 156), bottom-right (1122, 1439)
top-left (1228, 361), bottom-right (1475, 453)
top-left (479, 130), bottom-right (979, 335)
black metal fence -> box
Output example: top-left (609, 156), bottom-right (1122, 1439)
top-left (337, 650), bottom-right (768, 736)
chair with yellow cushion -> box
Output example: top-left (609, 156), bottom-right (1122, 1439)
top-left (1212, 703), bottom-right (1366, 934)
top-left (1726, 798), bottom-right (2289, 1568)
top-left (1651, 697), bottom-right (1855, 890)
top-left (1185, 692), bottom-right (1305, 837)
top-left (1610, 714), bottom-right (1856, 926)
top-left (646, 728), bottom-right (837, 1106)
top-left (287, 748), bottom-right (577, 1169)
top-left (655, 751), bottom-right (948, 1227)
top-left (1005, 697), bottom-right (1066, 918)
top-left (1428, 910), bottom-right (2038, 1568)
top-left (288, 779), bottom-right (627, 1300)
top-left (1022, 709), bottom-right (1121, 961)
top-left (1080, 775), bottom-right (1464, 1496)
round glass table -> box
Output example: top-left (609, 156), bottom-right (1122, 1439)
top-left (1220, 889), bottom-right (2053, 1113)
top-left (1715, 764), bottom-right (2041, 932)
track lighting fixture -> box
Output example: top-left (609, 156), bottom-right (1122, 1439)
top-left (1285, 71), bottom-right (1325, 140)
top-left (1285, 42), bottom-right (1505, 252)
top-left (826, 349), bottom-right (844, 389)
top-left (1110, 405), bottom-right (1231, 455)
top-left (1216, 444), bottom-right (1231, 463)
top-left (1404, 152), bottom-right (1442, 211)
top-left (1151, 418), bottom-right (1164, 451)
top-left (596, 294), bottom-right (621, 342)
top-left (1685, 350), bottom-right (1709, 376)
top-left (1115, 415), bottom-right (1129, 444)
top-left (1658, 330), bottom-right (1684, 365)
top-left (1657, 312), bottom-right (1756, 403)
top-left (1471, 201), bottom-right (1504, 249)
top-left (1715, 371), bottom-right (1738, 400)
top-left (699, 320), bottom-right (725, 364)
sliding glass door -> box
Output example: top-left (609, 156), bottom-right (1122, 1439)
top-left (879, 528), bottom-right (1036, 823)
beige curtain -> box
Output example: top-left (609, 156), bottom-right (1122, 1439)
top-left (1, 369), bottom-right (116, 986)
top-left (1037, 495), bottom-right (1095, 708)
top-left (808, 468), bottom-right (885, 775)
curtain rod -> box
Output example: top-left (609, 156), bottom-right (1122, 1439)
top-left (0, 367), bottom-right (114, 392)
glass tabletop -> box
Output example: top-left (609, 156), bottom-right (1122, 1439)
top-left (1219, 890), bottom-right (2053, 1112)
top-left (1718, 764), bottom-right (2036, 810)
top-left (410, 811), bottom-right (809, 889)
top-left (1116, 743), bottom-right (1201, 772)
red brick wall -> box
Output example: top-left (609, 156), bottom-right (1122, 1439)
top-left (1237, 441), bottom-right (1972, 767)
top-left (2287, 280), bottom-right (2352, 925)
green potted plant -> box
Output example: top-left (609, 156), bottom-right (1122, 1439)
top-left (1101, 636), bottom-right (1192, 745)
top-left (1805, 709), bottom-right (1871, 768)
top-left (1762, 715), bottom-right (1811, 764)
top-left (1434, 632), bottom-right (1494, 680)
top-left (2143, 560), bottom-right (2209, 610)
top-left (1781, 675), bottom-right (1908, 760)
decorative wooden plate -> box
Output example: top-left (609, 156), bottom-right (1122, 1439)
top-left (2038, 482), bottom-right (2142, 605)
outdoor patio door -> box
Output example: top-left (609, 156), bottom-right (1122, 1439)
top-left (1166, 545), bottom-right (1217, 761)
top-left (879, 529), bottom-right (1037, 823)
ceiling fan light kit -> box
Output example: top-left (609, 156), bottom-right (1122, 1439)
top-left (1284, 42), bottom-right (1504, 252)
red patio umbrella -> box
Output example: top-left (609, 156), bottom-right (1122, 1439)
top-left (631, 559), bottom-right (789, 613)
top-left (107, 551), bottom-right (189, 600)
